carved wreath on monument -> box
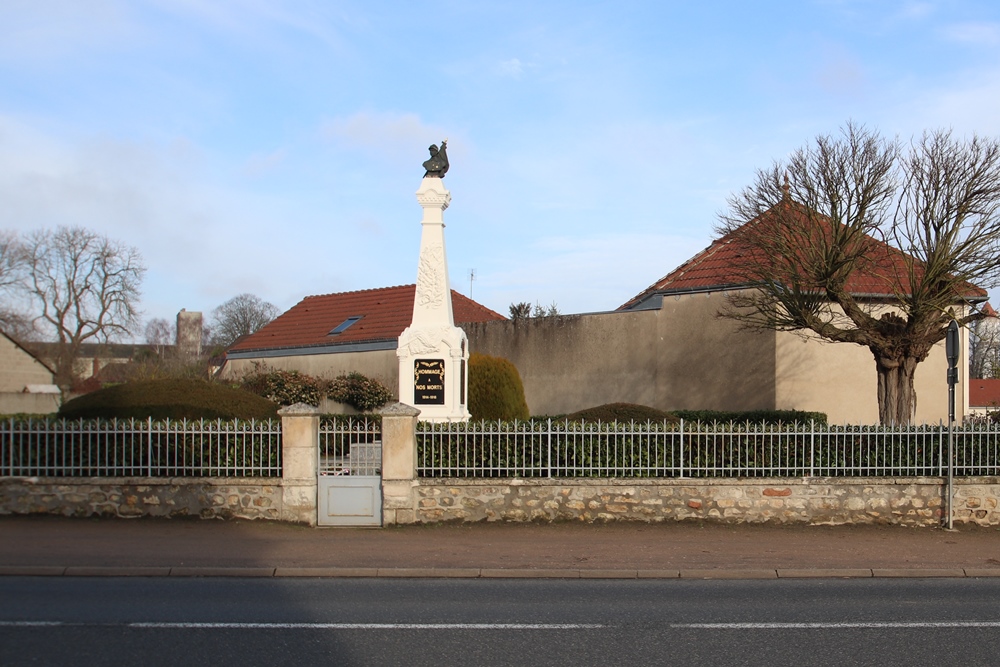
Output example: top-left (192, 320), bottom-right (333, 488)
top-left (415, 247), bottom-right (445, 308)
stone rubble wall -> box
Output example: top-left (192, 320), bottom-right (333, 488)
top-left (0, 477), bottom-right (284, 520)
top-left (6, 474), bottom-right (1000, 527)
top-left (392, 477), bottom-right (1000, 527)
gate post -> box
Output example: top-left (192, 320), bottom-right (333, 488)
top-left (379, 402), bottom-right (421, 525)
top-left (278, 403), bottom-right (319, 526)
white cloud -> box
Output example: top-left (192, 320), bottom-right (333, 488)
top-left (898, 68), bottom-right (1000, 135)
top-left (147, 0), bottom-right (349, 49)
top-left (897, 2), bottom-right (935, 21)
top-left (941, 22), bottom-right (1000, 45)
top-left (320, 111), bottom-right (452, 165)
top-left (495, 58), bottom-right (526, 79)
top-left (241, 148), bottom-right (287, 178)
top-left (0, 0), bottom-right (138, 63)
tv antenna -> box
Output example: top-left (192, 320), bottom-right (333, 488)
top-left (468, 269), bottom-right (476, 299)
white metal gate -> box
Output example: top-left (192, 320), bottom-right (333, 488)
top-left (318, 418), bottom-right (382, 526)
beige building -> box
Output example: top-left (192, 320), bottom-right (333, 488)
top-left (0, 331), bottom-right (60, 415)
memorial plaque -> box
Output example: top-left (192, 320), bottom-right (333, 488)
top-left (414, 359), bottom-right (445, 405)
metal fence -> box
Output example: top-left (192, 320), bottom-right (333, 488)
top-left (319, 416), bottom-right (382, 476)
top-left (0, 417), bottom-right (282, 477)
top-left (416, 419), bottom-right (1000, 478)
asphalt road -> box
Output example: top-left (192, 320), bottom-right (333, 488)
top-left (4, 577), bottom-right (1000, 666)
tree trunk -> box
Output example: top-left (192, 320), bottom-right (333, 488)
top-left (876, 355), bottom-right (918, 425)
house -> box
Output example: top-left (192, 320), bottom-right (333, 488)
top-left (465, 200), bottom-right (982, 423)
top-left (220, 285), bottom-right (506, 389)
top-left (0, 331), bottom-right (61, 414)
top-left (969, 379), bottom-right (1000, 416)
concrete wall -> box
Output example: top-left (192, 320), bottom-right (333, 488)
top-left (0, 393), bottom-right (60, 415)
top-left (774, 308), bottom-right (963, 425)
top-left (0, 334), bottom-right (59, 414)
top-left (392, 477), bottom-right (999, 527)
top-left (464, 293), bottom-right (776, 417)
top-left (0, 334), bottom-right (55, 393)
top-left (223, 349), bottom-right (398, 396)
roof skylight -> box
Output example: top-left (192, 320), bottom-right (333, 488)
top-left (328, 316), bottom-right (362, 335)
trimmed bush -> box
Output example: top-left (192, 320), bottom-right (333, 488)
top-left (238, 367), bottom-right (321, 406)
top-left (468, 353), bottom-right (529, 421)
top-left (564, 403), bottom-right (679, 423)
top-left (670, 409), bottom-right (828, 425)
top-left (58, 379), bottom-right (280, 421)
top-left (327, 372), bottom-right (393, 412)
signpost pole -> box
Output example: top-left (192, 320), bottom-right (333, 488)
top-left (945, 320), bottom-right (960, 531)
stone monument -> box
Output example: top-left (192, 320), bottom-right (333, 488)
top-left (396, 141), bottom-right (470, 422)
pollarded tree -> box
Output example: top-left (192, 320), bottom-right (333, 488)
top-left (210, 293), bottom-right (279, 348)
top-left (718, 123), bottom-right (1000, 425)
top-left (22, 226), bottom-right (145, 386)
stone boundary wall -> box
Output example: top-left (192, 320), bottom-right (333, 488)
top-left (0, 477), bottom-right (284, 520)
top-left (396, 477), bottom-right (1000, 527)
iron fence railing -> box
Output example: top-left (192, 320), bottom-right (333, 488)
top-left (319, 416), bottom-right (382, 476)
top-left (0, 417), bottom-right (281, 477)
top-left (416, 419), bottom-right (1000, 478)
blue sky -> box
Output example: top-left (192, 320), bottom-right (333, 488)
top-left (2, 0), bottom-right (1000, 331)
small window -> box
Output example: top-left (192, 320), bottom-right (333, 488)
top-left (328, 316), bottom-right (362, 335)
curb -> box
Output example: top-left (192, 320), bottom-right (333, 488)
top-left (1, 566), bottom-right (999, 579)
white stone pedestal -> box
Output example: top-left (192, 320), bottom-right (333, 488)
top-left (396, 177), bottom-right (470, 422)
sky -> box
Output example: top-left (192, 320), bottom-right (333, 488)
top-left (3, 0), bottom-right (1000, 336)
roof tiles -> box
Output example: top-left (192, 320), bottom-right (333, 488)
top-left (620, 200), bottom-right (987, 310)
top-left (970, 379), bottom-right (1000, 409)
top-left (228, 285), bottom-right (505, 353)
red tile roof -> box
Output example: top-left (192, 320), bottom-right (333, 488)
top-left (619, 199), bottom-right (988, 310)
top-left (970, 379), bottom-right (1000, 408)
top-left (227, 285), bottom-right (505, 353)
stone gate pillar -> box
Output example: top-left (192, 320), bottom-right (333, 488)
top-left (278, 403), bottom-right (319, 526)
top-left (380, 402), bottom-right (421, 525)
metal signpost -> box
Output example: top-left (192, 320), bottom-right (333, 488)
top-left (946, 320), bottom-right (960, 530)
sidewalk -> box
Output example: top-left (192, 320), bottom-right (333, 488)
top-left (2, 515), bottom-right (1000, 579)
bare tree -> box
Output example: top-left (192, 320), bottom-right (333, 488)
top-left (0, 231), bottom-right (34, 341)
top-left (719, 123), bottom-right (1000, 425)
top-left (970, 307), bottom-right (1000, 379)
top-left (144, 317), bottom-right (176, 358)
top-left (22, 227), bottom-right (145, 386)
top-left (210, 293), bottom-right (279, 348)
top-left (0, 230), bottom-right (25, 291)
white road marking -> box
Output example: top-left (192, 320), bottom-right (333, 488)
top-left (0, 621), bottom-right (602, 630)
top-left (671, 622), bottom-right (1000, 629)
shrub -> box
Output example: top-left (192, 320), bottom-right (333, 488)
top-left (263, 370), bottom-right (322, 406)
top-left (468, 353), bottom-right (529, 421)
top-left (327, 372), bottom-right (393, 412)
top-left (564, 403), bottom-right (679, 423)
top-left (670, 409), bottom-right (828, 425)
top-left (238, 366), bottom-right (322, 406)
top-left (58, 379), bottom-right (279, 421)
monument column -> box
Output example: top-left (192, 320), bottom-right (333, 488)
top-left (396, 141), bottom-right (470, 422)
